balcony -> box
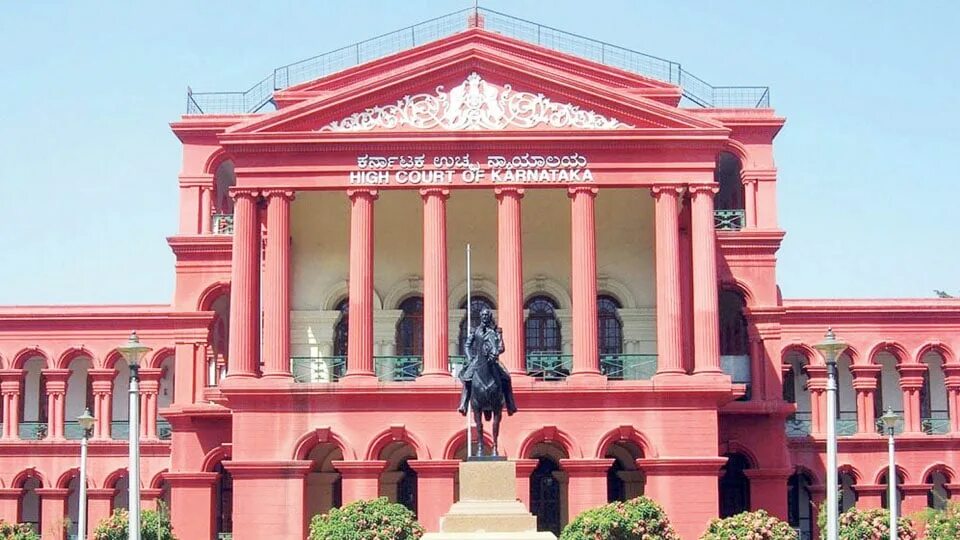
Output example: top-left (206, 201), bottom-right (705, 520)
top-left (923, 410), bottom-right (950, 435)
top-left (19, 422), bottom-right (46, 440)
top-left (111, 421), bottom-right (130, 440)
top-left (720, 354), bottom-right (751, 398)
top-left (600, 354), bottom-right (657, 380)
top-left (714, 209), bottom-right (745, 230)
top-left (525, 354), bottom-right (572, 380)
top-left (374, 356), bottom-right (422, 381)
top-left (291, 356), bottom-right (346, 383)
top-left (212, 213), bottom-right (234, 235)
top-left (785, 412), bottom-right (812, 438)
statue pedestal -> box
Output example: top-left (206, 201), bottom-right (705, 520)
top-left (423, 461), bottom-right (557, 540)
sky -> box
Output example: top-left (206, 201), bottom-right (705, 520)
top-left (1, 1), bottom-right (957, 305)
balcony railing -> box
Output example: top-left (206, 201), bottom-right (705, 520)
top-left (158, 419), bottom-right (173, 440)
top-left (64, 421), bottom-right (86, 440)
top-left (375, 355), bottom-right (422, 381)
top-left (600, 354), bottom-right (657, 380)
top-left (837, 417), bottom-right (858, 436)
top-left (720, 354), bottom-right (751, 399)
top-left (526, 353), bottom-right (572, 380)
top-left (19, 422), bottom-right (46, 440)
top-left (112, 421), bottom-right (130, 440)
top-left (212, 214), bottom-right (234, 235)
top-left (874, 412), bottom-right (905, 436)
top-left (922, 410), bottom-right (950, 435)
top-left (785, 411), bottom-right (812, 438)
top-left (291, 356), bottom-right (347, 383)
top-left (714, 209), bottom-right (745, 230)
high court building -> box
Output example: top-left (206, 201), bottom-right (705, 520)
top-left (2, 9), bottom-right (959, 540)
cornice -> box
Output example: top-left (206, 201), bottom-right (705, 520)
top-left (167, 235), bottom-right (233, 256)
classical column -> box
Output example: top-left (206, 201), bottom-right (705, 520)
top-left (227, 190), bottom-right (261, 378)
top-left (743, 177), bottom-right (758, 228)
top-left (495, 187), bottom-right (526, 375)
top-left (262, 190), bottom-right (295, 379)
top-left (651, 186), bottom-right (683, 375)
top-left (333, 460), bottom-right (388, 503)
top-left (42, 369), bottom-right (69, 440)
top-left (201, 186), bottom-right (213, 234)
top-left (805, 365), bottom-right (827, 436)
top-left (690, 184), bottom-right (722, 374)
top-left (568, 186), bottom-right (601, 378)
top-left (420, 188), bottom-right (451, 380)
top-left (899, 364), bottom-right (926, 433)
top-left (560, 459), bottom-right (613, 520)
top-left (850, 365), bottom-right (880, 434)
top-left (0, 370), bottom-right (22, 440)
top-left (139, 368), bottom-right (161, 439)
top-left (343, 189), bottom-right (378, 381)
top-left (408, 460), bottom-right (459, 532)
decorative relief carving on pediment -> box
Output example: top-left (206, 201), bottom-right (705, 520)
top-left (319, 72), bottom-right (632, 132)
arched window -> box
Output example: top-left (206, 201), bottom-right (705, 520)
top-left (458, 296), bottom-right (497, 356)
top-left (214, 462), bottom-right (233, 536)
top-left (18, 476), bottom-right (41, 532)
top-left (597, 296), bottom-right (623, 355)
top-left (333, 299), bottom-right (349, 357)
top-left (787, 472), bottom-right (813, 540)
top-left (719, 453), bottom-right (751, 517)
top-left (719, 290), bottom-right (751, 399)
top-left (927, 470), bottom-right (951, 510)
top-left (525, 296), bottom-right (561, 354)
top-left (395, 297), bottom-right (424, 356)
top-left (398, 459), bottom-right (418, 515)
top-left (530, 458), bottom-right (562, 535)
top-left (839, 470), bottom-right (857, 512)
top-left (714, 152), bottom-right (744, 230)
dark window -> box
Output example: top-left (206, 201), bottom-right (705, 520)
top-left (215, 462), bottom-right (233, 534)
top-left (525, 296), bottom-right (561, 354)
top-left (788, 473), bottom-right (813, 539)
top-left (396, 297), bottom-right (424, 356)
top-left (530, 458), bottom-right (561, 535)
top-left (597, 296), bottom-right (623, 355)
top-left (606, 459), bottom-right (625, 503)
top-left (783, 368), bottom-right (797, 403)
top-left (398, 459), bottom-right (418, 515)
top-left (715, 152), bottom-right (744, 210)
top-left (333, 299), bottom-right (349, 357)
top-left (719, 454), bottom-right (750, 517)
top-left (719, 290), bottom-right (749, 356)
top-left (920, 370), bottom-right (932, 420)
top-left (459, 296), bottom-right (496, 356)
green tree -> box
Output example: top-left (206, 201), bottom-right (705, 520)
top-left (92, 502), bottom-right (176, 540)
top-left (701, 510), bottom-right (797, 540)
top-left (560, 497), bottom-right (680, 540)
top-left (308, 498), bottom-right (424, 540)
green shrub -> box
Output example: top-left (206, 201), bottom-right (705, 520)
top-left (0, 520), bottom-right (41, 540)
top-left (922, 502), bottom-right (960, 540)
top-left (560, 496), bottom-right (680, 540)
top-left (92, 502), bottom-right (176, 540)
top-left (701, 509), bottom-right (797, 540)
top-left (308, 497), bottom-right (424, 540)
top-left (816, 505), bottom-right (917, 540)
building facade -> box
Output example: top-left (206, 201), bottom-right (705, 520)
top-left (2, 10), bottom-right (959, 540)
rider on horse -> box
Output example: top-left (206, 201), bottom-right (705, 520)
top-left (457, 308), bottom-right (518, 416)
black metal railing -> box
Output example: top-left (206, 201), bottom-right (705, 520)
top-left (186, 7), bottom-right (769, 114)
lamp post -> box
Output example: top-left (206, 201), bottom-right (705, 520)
top-left (880, 407), bottom-right (900, 540)
top-left (77, 408), bottom-right (95, 540)
top-left (118, 331), bottom-right (151, 540)
top-left (813, 327), bottom-right (847, 540)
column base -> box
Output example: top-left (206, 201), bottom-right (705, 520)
top-left (261, 372), bottom-right (294, 381)
top-left (566, 372), bottom-right (605, 384)
top-left (419, 372), bottom-right (454, 383)
top-left (339, 373), bottom-right (379, 386)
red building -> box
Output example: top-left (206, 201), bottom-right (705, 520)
top-left (2, 9), bottom-right (959, 540)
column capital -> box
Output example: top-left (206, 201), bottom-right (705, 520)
top-left (162, 472), bottom-right (219, 487)
top-left (566, 185), bottom-right (598, 198)
top-left (558, 458), bottom-right (614, 475)
top-left (418, 187), bottom-right (450, 199)
top-left (494, 186), bottom-right (525, 199)
top-left (228, 188), bottom-right (260, 201)
top-left (347, 188), bottom-right (379, 201)
top-left (688, 183), bottom-right (720, 196)
top-left (0, 369), bottom-right (25, 383)
top-left (332, 460), bottom-right (388, 477)
top-left (40, 368), bottom-right (71, 384)
top-left (262, 189), bottom-right (296, 201)
top-left (650, 185), bottom-right (683, 199)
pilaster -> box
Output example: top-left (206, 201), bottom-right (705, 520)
top-left (559, 459), bottom-right (614, 520)
top-left (41, 369), bottom-right (70, 440)
top-left (224, 461), bottom-right (312, 540)
top-left (333, 460), bottom-right (388, 504)
top-left (408, 459), bottom-right (460, 532)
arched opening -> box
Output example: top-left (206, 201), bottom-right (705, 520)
top-left (879, 470), bottom-right (905, 514)
top-left (784, 350), bottom-right (812, 437)
top-left (157, 355), bottom-right (175, 439)
top-left (714, 152), bottom-right (745, 230)
top-left (206, 292), bottom-right (230, 386)
top-left (719, 290), bottom-right (751, 400)
top-left (157, 479), bottom-right (172, 513)
top-left (18, 475), bottom-right (42, 532)
top-left (528, 441), bottom-right (569, 535)
top-left (597, 295), bottom-right (625, 379)
top-left (926, 469), bottom-right (951, 510)
top-left (214, 462), bottom-right (233, 537)
top-left (304, 443), bottom-right (344, 526)
top-left (112, 362), bottom-right (130, 440)
top-left (837, 354), bottom-right (858, 435)
top-left (874, 350), bottom-right (904, 434)
top-left (390, 296), bottom-right (424, 381)
top-left (66, 474), bottom-right (81, 539)
top-left (921, 351), bottom-right (949, 434)
top-left (524, 295), bottom-right (564, 380)
top-left (112, 474), bottom-right (129, 512)
top-left (719, 453), bottom-right (751, 517)
top-left (838, 470), bottom-right (857, 512)
top-left (787, 472), bottom-right (813, 540)
top-left (379, 441), bottom-right (417, 514)
top-left (212, 161), bottom-right (236, 234)
top-left (65, 355), bottom-right (93, 439)
top-left (604, 441), bottom-right (644, 502)
top-left (333, 298), bottom-right (349, 357)
top-left (457, 295), bottom-right (497, 377)
top-left (21, 356), bottom-right (48, 440)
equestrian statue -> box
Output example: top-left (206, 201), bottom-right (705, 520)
top-left (457, 308), bottom-right (518, 457)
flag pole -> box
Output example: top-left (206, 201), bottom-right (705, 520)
top-left (465, 243), bottom-right (472, 458)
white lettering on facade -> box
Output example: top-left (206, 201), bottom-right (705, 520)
top-left (347, 152), bottom-right (595, 186)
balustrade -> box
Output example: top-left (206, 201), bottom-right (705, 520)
top-left (212, 213), bottom-right (234, 235)
top-left (290, 356), bottom-right (347, 383)
top-left (785, 411), bottom-right (812, 438)
top-left (714, 209), bottom-right (745, 230)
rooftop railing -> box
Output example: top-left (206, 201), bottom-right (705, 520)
top-left (186, 7), bottom-right (769, 114)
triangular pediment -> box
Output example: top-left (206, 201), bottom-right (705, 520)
top-left (226, 29), bottom-right (726, 135)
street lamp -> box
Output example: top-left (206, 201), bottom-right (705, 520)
top-left (813, 327), bottom-right (847, 540)
top-left (118, 331), bottom-right (151, 540)
top-left (880, 407), bottom-right (901, 540)
top-left (77, 408), bottom-right (95, 540)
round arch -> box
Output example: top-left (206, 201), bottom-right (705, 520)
top-left (782, 344), bottom-right (817, 366)
top-left (197, 281), bottom-right (231, 311)
top-left (449, 275), bottom-right (498, 309)
top-left (12, 348), bottom-right (50, 370)
top-left (365, 426), bottom-right (428, 460)
top-left (874, 465), bottom-right (911, 485)
top-left (442, 429), bottom-right (496, 460)
top-left (203, 149), bottom-right (234, 176)
top-left (293, 427), bottom-right (355, 461)
top-left (319, 281), bottom-right (383, 311)
top-left (148, 347), bottom-right (176, 369)
top-left (792, 464), bottom-right (821, 486)
top-left (720, 441), bottom-right (761, 469)
top-left (149, 469), bottom-right (168, 490)
top-left (594, 426), bottom-right (657, 459)
top-left (719, 279), bottom-right (755, 307)
top-left (103, 468), bottom-right (140, 490)
top-left (596, 276), bottom-right (638, 309)
top-left (868, 342), bottom-right (910, 365)
top-left (201, 445), bottom-right (232, 473)
top-left (102, 349), bottom-right (126, 371)
top-left (921, 463), bottom-right (956, 483)
top-left (56, 347), bottom-right (95, 370)
top-left (523, 277), bottom-right (572, 310)
top-left (517, 427), bottom-right (581, 459)
top-left (12, 468), bottom-right (48, 489)
top-left (382, 277), bottom-right (423, 310)
top-left (723, 139), bottom-right (751, 166)
top-left (838, 464), bottom-right (863, 484)
top-left (917, 342), bottom-right (955, 365)
top-left (56, 468), bottom-right (89, 489)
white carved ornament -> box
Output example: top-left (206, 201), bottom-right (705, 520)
top-left (319, 72), bottom-right (632, 131)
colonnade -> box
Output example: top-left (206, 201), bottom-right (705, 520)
top-left (225, 185), bottom-right (726, 381)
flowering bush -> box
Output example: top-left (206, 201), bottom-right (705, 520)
top-left (93, 502), bottom-right (176, 540)
top-left (922, 502), bottom-right (960, 540)
top-left (0, 520), bottom-right (40, 540)
top-left (308, 498), bottom-right (424, 540)
top-left (816, 506), bottom-right (917, 540)
top-left (560, 496), bottom-right (680, 540)
top-left (700, 510), bottom-right (796, 540)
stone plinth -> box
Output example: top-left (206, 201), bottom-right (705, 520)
top-left (423, 461), bottom-right (557, 540)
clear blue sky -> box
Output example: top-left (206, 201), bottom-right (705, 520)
top-left (2, 1), bottom-right (957, 304)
